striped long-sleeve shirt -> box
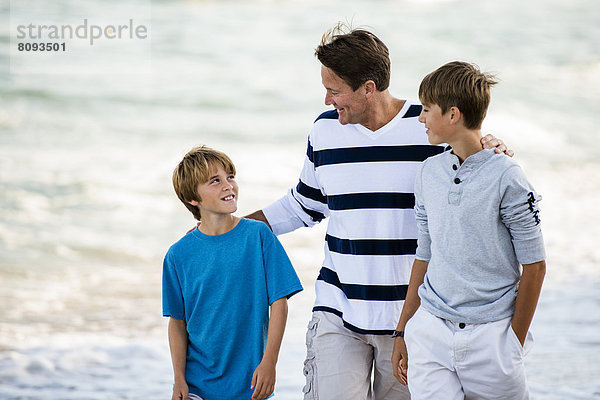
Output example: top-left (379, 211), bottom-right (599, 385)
top-left (263, 101), bottom-right (444, 334)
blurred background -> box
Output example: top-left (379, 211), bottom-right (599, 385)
top-left (0, 0), bottom-right (599, 398)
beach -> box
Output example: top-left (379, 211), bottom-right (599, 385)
top-left (1, 0), bottom-right (599, 398)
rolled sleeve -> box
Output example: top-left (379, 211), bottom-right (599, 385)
top-left (263, 193), bottom-right (309, 235)
top-left (499, 165), bottom-right (546, 265)
top-left (263, 135), bottom-right (330, 236)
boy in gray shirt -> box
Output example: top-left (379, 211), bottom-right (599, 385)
top-left (391, 61), bottom-right (546, 400)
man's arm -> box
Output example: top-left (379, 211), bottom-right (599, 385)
top-left (168, 317), bottom-right (189, 400)
top-left (251, 297), bottom-right (288, 400)
top-left (512, 260), bottom-right (546, 346)
top-left (391, 259), bottom-right (428, 385)
top-left (481, 134), bottom-right (515, 157)
top-left (245, 210), bottom-right (271, 229)
top-left (255, 134), bottom-right (330, 236)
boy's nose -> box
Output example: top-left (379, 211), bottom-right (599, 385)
top-left (324, 93), bottom-right (333, 105)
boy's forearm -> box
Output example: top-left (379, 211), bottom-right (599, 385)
top-left (512, 260), bottom-right (546, 344)
top-left (263, 297), bottom-right (288, 363)
top-left (395, 259), bottom-right (428, 331)
top-left (168, 317), bottom-right (189, 382)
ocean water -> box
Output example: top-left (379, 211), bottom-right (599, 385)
top-left (1, 0), bottom-right (599, 398)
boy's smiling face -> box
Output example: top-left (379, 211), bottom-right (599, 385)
top-left (188, 164), bottom-right (238, 217)
top-left (418, 103), bottom-right (451, 145)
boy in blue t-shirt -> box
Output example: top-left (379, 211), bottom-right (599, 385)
top-left (163, 146), bottom-right (303, 400)
top-left (391, 62), bottom-right (546, 399)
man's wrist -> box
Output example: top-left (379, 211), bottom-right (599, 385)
top-left (391, 330), bottom-right (404, 338)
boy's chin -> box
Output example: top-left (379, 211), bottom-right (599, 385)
top-left (427, 137), bottom-right (443, 145)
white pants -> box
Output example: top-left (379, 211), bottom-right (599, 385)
top-left (404, 307), bottom-right (533, 400)
top-left (303, 311), bottom-right (410, 400)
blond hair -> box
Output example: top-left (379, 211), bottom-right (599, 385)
top-left (419, 61), bottom-right (498, 129)
top-left (172, 146), bottom-right (236, 221)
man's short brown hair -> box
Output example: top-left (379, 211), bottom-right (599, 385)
top-left (419, 61), bottom-right (498, 130)
top-left (172, 145), bottom-right (236, 221)
top-left (315, 23), bottom-right (391, 91)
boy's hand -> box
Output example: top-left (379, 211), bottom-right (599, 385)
top-left (171, 380), bottom-right (189, 400)
top-left (511, 322), bottom-right (526, 347)
top-left (481, 134), bottom-right (514, 157)
top-left (251, 358), bottom-right (276, 400)
top-left (391, 337), bottom-right (409, 385)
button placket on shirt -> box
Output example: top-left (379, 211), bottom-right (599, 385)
top-left (448, 158), bottom-right (463, 205)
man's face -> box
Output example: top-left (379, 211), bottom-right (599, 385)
top-left (321, 66), bottom-right (368, 126)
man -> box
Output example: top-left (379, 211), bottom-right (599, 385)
top-left (247, 24), bottom-right (510, 400)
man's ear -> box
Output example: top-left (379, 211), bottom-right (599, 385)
top-left (364, 80), bottom-right (376, 99)
top-left (187, 199), bottom-right (200, 207)
top-left (448, 106), bottom-right (462, 125)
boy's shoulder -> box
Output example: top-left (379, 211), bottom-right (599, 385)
top-left (232, 218), bottom-right (272, 238)
top-left (243, 219), bottom-right (278, 245)
top-left (421, 146), bottom-right (451, 168)
top-left (166, 219), bottom-right (273, 254)
top-left (419, 149), bottom-right (524, 190)
top-left (423, 148), bottom-right (519, 169)
top-left (166, 229), bottom-right (199, 257)
top-left (242, 217), bottom-right (270, 231)
top-left (485, 150), bottom-right (522, 178)
top-left (488, 149), bottom-right (518, 166)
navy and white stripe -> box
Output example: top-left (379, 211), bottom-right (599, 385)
top-left (311, 145), bottom-right (444, 167)
top-left (262, 101), bottom-right (445, 334)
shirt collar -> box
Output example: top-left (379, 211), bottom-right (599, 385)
top-left (446, 148), bottom-right (496, 168)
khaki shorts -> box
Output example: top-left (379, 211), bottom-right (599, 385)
top-left (303, 311), bottom-right (410, 400)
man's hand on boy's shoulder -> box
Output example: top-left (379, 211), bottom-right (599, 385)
top-left (251, 358), bottom-right (276, 400)
top-left (481, 134), bottom-right (515, 157)
top-left (245, 210), bottom-right (272, 230)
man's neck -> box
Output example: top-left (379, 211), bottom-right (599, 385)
top-left (198, 214), bottom-right (239, 236)
top-left (362, 91), bottom-right (405, 132)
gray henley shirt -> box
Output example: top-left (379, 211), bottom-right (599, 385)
top-left (415, 148), bottom-right (546, 324)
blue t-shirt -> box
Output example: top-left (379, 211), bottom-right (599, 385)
top-left (162, 218), bottom-right (303, 400)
